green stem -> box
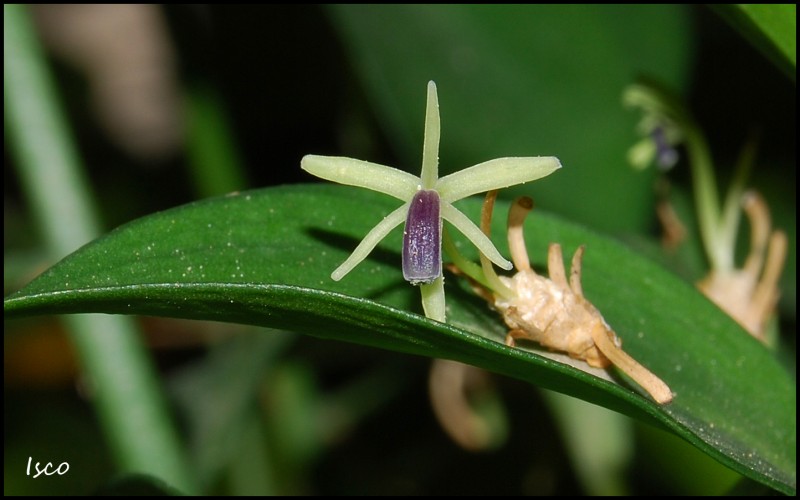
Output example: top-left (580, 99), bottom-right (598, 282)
top-left (420, 275), bottom-right (446, 321)
top-left (4, 5), bottom-right (194, 493)
top-left (185, 83), bottom-right (249, 198)
top-left (628, 82), bottom-right (729, 271)
top-left (442, 227), bottom-right (490, 289)
top-left (543, 391), bottom-right (633, 496)
top-left (717, 135), bottom-right (759, 269)
top-left (681, 122), bottom-right (727, 270)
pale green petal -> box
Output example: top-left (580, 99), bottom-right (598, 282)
top-left (302, 155), bottom-right (419, 201)
top-left (331, 203), bottom-right (409, 281)
top-left (420, 81), bottom-right (440, 189)
top-left (436, 157), bottom-right (562, 202)
top-left (627, 139), bottom-right (656, 170)
top-left (441, 201), bottom-right (513, 270)
top-left (420, 275), bottom-right (446, 322)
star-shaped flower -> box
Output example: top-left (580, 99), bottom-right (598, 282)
top-left (302, 81), bottom-right (561, 321)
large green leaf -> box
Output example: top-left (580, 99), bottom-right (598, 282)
top-left (713, 4), bottom-right (796, 80)
top-left (3, 185), bottom-right (795, 494)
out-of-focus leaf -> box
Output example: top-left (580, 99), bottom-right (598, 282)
top-left (168, 330), bottom-right (292, 492)
top-left (93, 473), bottom-right (182, 496)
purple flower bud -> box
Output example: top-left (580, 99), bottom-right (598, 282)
top-left (651, 125), bottom-right (678, 170)
top-left (402, 189), bottom-right (441, 285)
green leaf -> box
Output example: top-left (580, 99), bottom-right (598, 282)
top-left (3, 185), bottom-right (795, 495)
top-left (168, 330), bottom-right (293, 492)
top-left (93, 474), bottom-right (183, 496)
top-left (713, 4), bottom-right (796, 81)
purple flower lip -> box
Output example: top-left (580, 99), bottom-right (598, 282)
top-left (403, 190), bottom-right (441, 285)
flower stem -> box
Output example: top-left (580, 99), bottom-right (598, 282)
top-left (420, 276), bottom-right (446, 322)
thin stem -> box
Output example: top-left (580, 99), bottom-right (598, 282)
top-left (741, 191), bottom-right (770, 278)
top-left (751, 231), bottom-right (788, 345)
top-left (547, 243), bottom-right (569, 289)
top-left (442, 227), bottom-right (491, 290)
top-left (186, 83), bottom-right (249, 197)
top-left (4, 5), bottom-right (194, 492)
top-left (569, 246), bottom-right (586, 297)
top-left (625, 82), bottom-right (726, 270)
top-left (507, 197), bottom-right (534, 272)
top-left (441, 201), bottom-right (513, 271)
top-left (589, 325), bottom-right (673, 405)
top-left (479, 191), bottom-right (515, 300)
top-left (678, 121), bottom-right (724, 270)
top-left (717, 135), bottom-right (759, 270)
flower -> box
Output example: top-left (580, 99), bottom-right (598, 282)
top-left (623, 82), bottom-right (684, 172)
top-left (624, 81), bottom-right (787, 345)
top-left (302, 81), bottom-right (561, 321)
